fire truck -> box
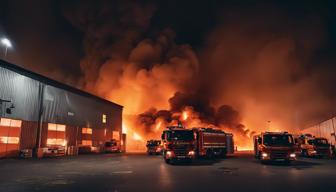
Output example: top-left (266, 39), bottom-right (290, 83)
top-left (192, 127), bottom-right (234, 158)
top-left (146, 140), bottom-right (163, 155)
top-left (296, 134), bottom-right (332, 158)
top-left (254, 132), bottom-right (297, 163)
top-left (161, 125), bottom-right (234, 164)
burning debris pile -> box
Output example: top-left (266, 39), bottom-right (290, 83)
top-left (126, 92), bottom-right (255, 151)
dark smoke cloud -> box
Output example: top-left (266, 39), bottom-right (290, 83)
top-left (61, 0), bottom-right (157, 90)
top-left (137, 91), bottom-right (247, 136)
top-left (199, 3), bottom-right (336, 130)
top-left (60, 1), bottom-right (336, 138)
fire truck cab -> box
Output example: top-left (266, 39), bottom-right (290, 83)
top-left (254, 132), bottom-right (297, 163)
top-left (297, 135), bottom-right (332, 158)
top-left (161, 126), bottom-right (195, 164)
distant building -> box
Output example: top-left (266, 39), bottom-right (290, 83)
top-left (0, 59), bottom-right (123, 158)
top-left (302, 117), bottom-right (336, 145)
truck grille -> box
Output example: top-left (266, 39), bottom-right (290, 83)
top-left (270, 151), bottom-right (288, 159)
top-left (174, 149), bottom-right (188, 156)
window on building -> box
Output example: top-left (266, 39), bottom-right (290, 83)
top-left (81, 128), bottom-right (92, 146)
top-left (102, 114), bottom-right (107, 123)
top-left (0, 118), bottom-right (22, 157)
top-left (113, 131), bottom-right (120, 140)
top-left (0, 118), bottom-right (22, 127)
top-left (47, 123), bottom-right (66, 146)
top-left (82, 140), bottom-right (92, 146)
top-left (82, 128), bottom-right (92, 134)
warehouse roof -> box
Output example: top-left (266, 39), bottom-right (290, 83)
top-left (0, 59), bottom-right (123, 109)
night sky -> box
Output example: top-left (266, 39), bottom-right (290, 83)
top-left (1, 1), bottom-right (335, 78)
top-left (1, 0), bottom-right (336, 128)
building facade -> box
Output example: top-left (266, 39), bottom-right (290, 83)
top-left (0, 60), bottom-right (123, 158)
top-left (303, 117), bottom-right (336, 145)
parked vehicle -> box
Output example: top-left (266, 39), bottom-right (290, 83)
top-left (43, 145), bottom-right (66, 157)
top-left (192, 127), bottom-right (234, 158)
top-left (161, 126), bottom-right (195, 164)
top-left (254, 132), bottom-right (297, 163)
top-left (297, 135), bottom-right (332, 158)
top-left (104, 139), bottom-right (121, 153)
top-left (146, 140), bottom-right (163, 155)
top-left (161, 125), bottom-right (234, 164)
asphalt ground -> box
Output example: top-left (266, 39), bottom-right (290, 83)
top-left (0, 152), bottom-right (335, 192)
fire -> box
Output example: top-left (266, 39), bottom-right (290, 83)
top-left (155, 121), bottom-right (162, 131)
top-left (133, 132), bottom-right (143, 141)
top-left (122, 124), bottom-right (128, 134)
top-left (182, 111), bottom-right (188, 121)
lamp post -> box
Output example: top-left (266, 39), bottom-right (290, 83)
top-left (1, 38), bottom-right (12, 58)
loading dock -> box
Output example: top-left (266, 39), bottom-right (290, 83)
top-left (0, 59), bottom-right (124, 158)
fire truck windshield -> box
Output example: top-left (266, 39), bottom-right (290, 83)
top-left (263, 134), bottom-right (294, 146)
top-left (314, 139), bottom-right (329, 146)
top-left (167, 130), bottom-right (194, 141)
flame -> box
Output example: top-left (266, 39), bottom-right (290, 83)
top-left (155, 121), bottom-right (162, 131)
top-left (122, 123), bottom-right (128, 134)
top-left (182, 111), bottom-right (188, 121)
top-left (237, 147), bottom-right (253, 151)
top-left (133, 132), bottom-right (143, 141)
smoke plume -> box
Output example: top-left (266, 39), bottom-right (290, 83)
top-left (61, 1), bottom-right (336, 150)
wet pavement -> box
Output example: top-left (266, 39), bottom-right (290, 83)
top-left (0, 152), bottom-right (335, 192)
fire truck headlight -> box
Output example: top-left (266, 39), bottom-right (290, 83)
top-left (188, 151), bottom-right (195, 156)
top-left (290, 153), bottom-right (296, 158)
top-left (261, 152), bottom-right (268, 158)
top-left (166, 151), bottom-right (172, 156)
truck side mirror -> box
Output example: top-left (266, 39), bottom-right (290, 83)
top-left (258, 137), bottom-right (262, 144)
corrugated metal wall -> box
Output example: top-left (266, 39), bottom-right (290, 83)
top-left (0, 67), bottom-right (40, 121)
top-left (303, 117), bottom-right (336, 145)
top-left (20, 121), bottom-right (38, 149)
top-left (43, 85), bottom-right (122, 130)
top-left (1, 61), bottom-right (123, 156)
top-left (66, 125), bottom-right (78, 146)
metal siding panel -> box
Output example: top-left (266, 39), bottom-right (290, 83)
top-left (66, 125), bottom-right (78, 146)
top-left (0, 67), bottom-right (40, 121)
top-left (42, 85), bottom-right (122, 131)
top-left (20, 121), bottom-right (38, 149)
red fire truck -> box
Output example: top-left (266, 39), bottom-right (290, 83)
top-left (254, 132), bottom-right (297, 163)
top-left (193, 127), bottom-right (234, 158)
top-left (296, 134), bottom-right (332, 158)
top-left (161, 126), bottom-right (234, 164)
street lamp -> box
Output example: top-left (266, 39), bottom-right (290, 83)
top-left (1, 38), bottom-right (12, 58)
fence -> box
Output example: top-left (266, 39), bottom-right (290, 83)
top-left (302, 117), bottom-right (336, 145)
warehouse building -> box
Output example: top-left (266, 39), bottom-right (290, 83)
top-left (0, 59), bottom-right (123, 158)
top-left (303, 117), bottom-right (336, 145)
